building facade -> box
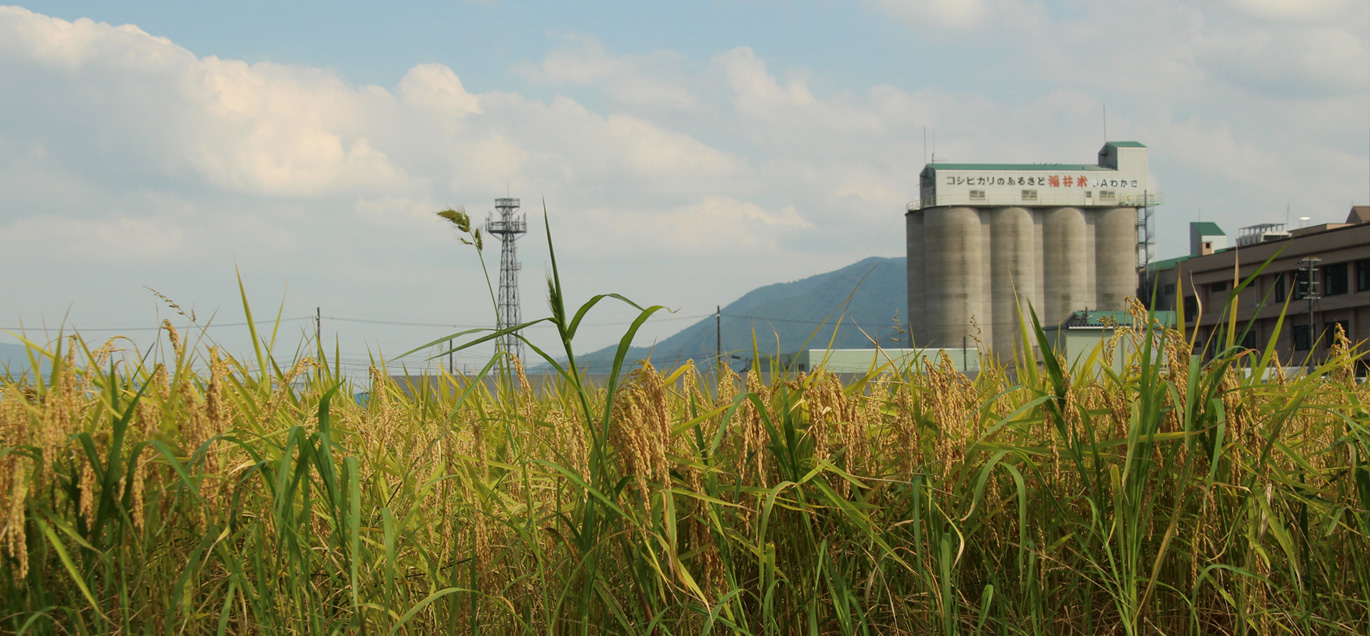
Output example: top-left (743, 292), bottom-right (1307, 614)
top-left (907, 142), bottom-right (1155, 356)
top-left (1146, 208), bottom-right (1370, 371)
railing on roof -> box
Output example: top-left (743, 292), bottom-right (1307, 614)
top-left (910, 191), bottom-right (1163, 210)
top-left (1236, 223), bottom-right (1289, 247)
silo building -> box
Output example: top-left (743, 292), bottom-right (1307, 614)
top-left (906, 141), bottom-right (1155, 357)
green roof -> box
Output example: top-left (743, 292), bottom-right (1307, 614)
top-left (1060, 309), bottom-right (1175, 328)
top-left (1191, 221), bottom-right (1225, 236)
top-left (1147, 255), bottom-right (1191, 272)
top-left (925, 163), bottom-right (1109, 172)
top-left (1105, 141), bottom-right (1147, 148)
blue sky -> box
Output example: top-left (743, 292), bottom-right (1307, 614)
top-left (2, 1), bottom-right (1367, 375)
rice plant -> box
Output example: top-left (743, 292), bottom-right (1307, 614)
top-left (1, 215), bottom-right (1367, 634)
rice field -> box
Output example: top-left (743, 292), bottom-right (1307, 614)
top-left (2, 226), bottom-right (1369, 633)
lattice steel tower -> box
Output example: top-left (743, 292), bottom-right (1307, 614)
top-left (487, 197), bottom-right (527, 361)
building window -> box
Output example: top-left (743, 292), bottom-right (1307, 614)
top-left (1100, 190), bottom-right (1116, 202)
top-left (1292, 270), bottom-right (1314, 300)
top-left (1357, 259), bottom-right (1370, 292)
top-left (1274, 273), bottom-right (1286, 303)
top-left (1022, 190), bottom-right (1037, 202)
top-left (1162, 283), bottom-right (1175, 296)
top-left (1241, 329), bottom-right (1257, 350)
top-left (1293, 324), bottom-right (1311, 351)
top-left (1209, 280), bottom-right (1229, 294)
top-left (969, 189), bottom-right (986, 201)
top-left (1325, 263), bottom-right (1349, 296)
top-left (1084, 191), bottom-right (1093, 199)
top-left (1183, 296), bottom-right (1197, 317)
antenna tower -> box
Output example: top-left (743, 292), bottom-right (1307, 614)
top-left (487, 197), bottom-right (527, 361)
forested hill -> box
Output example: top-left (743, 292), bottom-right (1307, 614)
top-left (561, 256), bottom-right (907, 374)
top-left (1, 342), bottom-right (50, 380)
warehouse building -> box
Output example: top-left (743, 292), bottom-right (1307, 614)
top-left (778, 347), bottom-right (980, 375)
top-left (907, 142), bottom-right (1156, 356)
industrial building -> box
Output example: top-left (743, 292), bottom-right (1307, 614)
top-left (1145, 207), bottom-right (1370, 370)
top-left (778, 347), bottom-right (980, 375)
top-left (907, 142), bottom-right (1157, 356)
top-left (1041, 309), bottom-right (1175, 371)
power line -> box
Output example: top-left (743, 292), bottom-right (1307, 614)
top-left (722, 313), bottom-right (868, 326)
top-left (0, 317), bottom-right (313, 333)
top-left (321, 312), bottom-right (712, 329)
top-left (323, 316), bottom-right (484, 329)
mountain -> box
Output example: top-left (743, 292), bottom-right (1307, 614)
top-left (562, 257), bottom-right (908, 373)
top-left (1, 342), bottom-right (49, 380)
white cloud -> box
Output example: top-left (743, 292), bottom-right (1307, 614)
top-left (3, 214), bottom-right (194, 265)
top-left (519, 34), bottom-right (700, 109)
top-left (867, 0), bottom-right (993, 29)
top-left (1219, 0), bottom-right (1363, 24)
top-left (398, 63), bottom-right (482, 115)
top-left (594, 196), bottom-right (811, 255)
top-left (1197, 25), bottom-right (1369, 97)
top-left (1, 8), bottom-right (416, 198)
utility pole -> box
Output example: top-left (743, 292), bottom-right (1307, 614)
top-left (716, 306), bottom-right (722, 377)
top-left (1300, 257), bottom-right (1321, 369)
top-left (315, 307), bottom-right (322, 381)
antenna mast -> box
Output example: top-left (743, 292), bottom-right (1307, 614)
top-left (487, 197), bottom-right (527, 362)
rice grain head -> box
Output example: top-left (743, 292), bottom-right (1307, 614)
top-left (1, 386), bottom-right (32, 577)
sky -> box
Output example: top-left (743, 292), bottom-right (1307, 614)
top-left (2, 1), bottom-right (1368, 376)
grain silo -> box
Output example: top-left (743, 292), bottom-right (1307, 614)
top-left (907, 142), bottom-right (1158, 357)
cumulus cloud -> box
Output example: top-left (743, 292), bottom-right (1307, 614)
top-left (0, 8), bottom-right (418, 198)
top-left (867, 0), bottom-right (992, 29)
top-left (589, 196), bottom-right (811, 256)
top-left (1197, 25), bottom-right (1369, 97)
top-left (1219, 0), bottom-right (1364, 24)
top-left (519, 34), bottom-right (700, 110)
top-left (398, 64), bottom-right (481, 115)
top-left (3, 214), bottom-right (193, 264)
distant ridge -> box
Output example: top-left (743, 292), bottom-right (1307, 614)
top-left (559, 257), bottom-right (907, 373)
top-left (1, 342), bottom-right (49, 380)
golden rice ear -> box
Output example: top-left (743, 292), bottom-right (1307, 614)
top-left (162, 319), bottom-right (184, 360)
top-left (1, 385), bottom-right (32, 578)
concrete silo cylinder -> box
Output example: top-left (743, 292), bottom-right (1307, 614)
top-left (906, 210), bottom-right (925, 346)
top-left (1095, 207), bottom-right (1138, 311)
top-left (1043, 207), bottom-right (1087, 326)
top-left (990, 207), bottom-right (1036, 358)
top-left (924, 206), bottom-right (983, 348)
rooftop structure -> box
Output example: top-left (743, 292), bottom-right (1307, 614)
top-left (1236, 223), bottom-right (1290, 247)
top-left (1190, 222), bottom-right (1226, 256)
